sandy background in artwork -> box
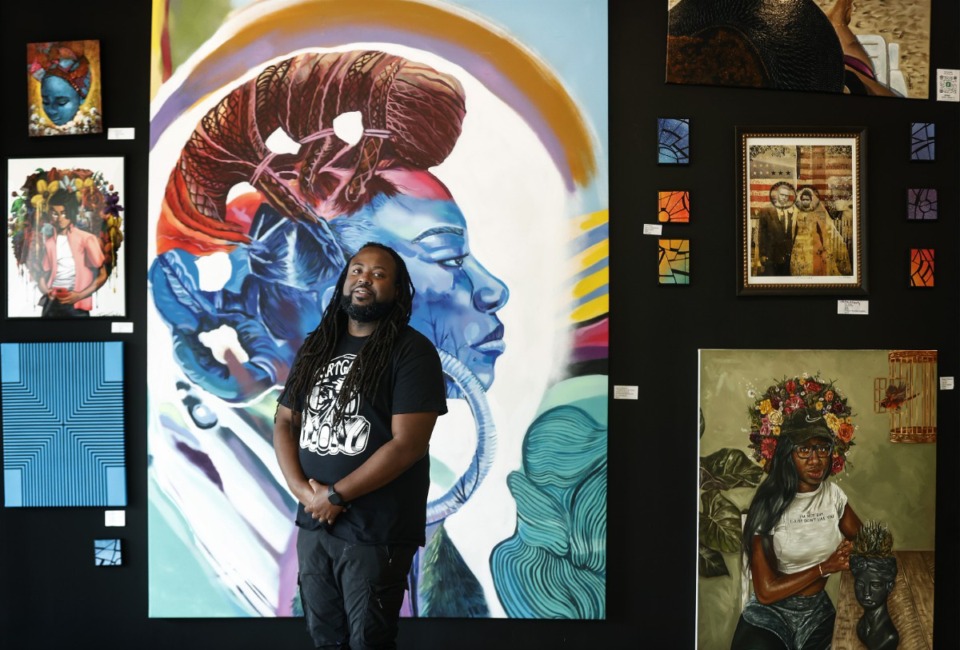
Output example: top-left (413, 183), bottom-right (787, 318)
top-left (667, 0), bottom-right (931, 98)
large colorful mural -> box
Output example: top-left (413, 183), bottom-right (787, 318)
top-left (147, 0), bottom-right (608, 618)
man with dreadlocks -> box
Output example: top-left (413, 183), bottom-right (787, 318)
top-left (274, 242), bottom-right (447, 649)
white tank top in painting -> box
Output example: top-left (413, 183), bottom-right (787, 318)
top-left (769, 481), bottom-right (847, 574)
top-left (52, 234), bottom-right (76, 289)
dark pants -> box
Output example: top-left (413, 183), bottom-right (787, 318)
top-left (297, 526), bottom-right (416, 650)
top-left (40, 296), bottom-right (90, 318)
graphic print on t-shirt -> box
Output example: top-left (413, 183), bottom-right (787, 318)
top-left (300, 354), bottom-right (370, 456)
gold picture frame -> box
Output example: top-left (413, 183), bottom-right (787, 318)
top-left (737, 126), bottom-right (867, 295)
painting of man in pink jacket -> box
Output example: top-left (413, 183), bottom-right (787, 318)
top-left (39, 188), bottom-right (107, 317)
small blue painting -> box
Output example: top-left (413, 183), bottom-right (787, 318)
top-left (658, 118), bottom-right (690, 165)
top-left (910, 122), bottom-right (935, 161)
top-left (95, 539), bottom-right (123, 566)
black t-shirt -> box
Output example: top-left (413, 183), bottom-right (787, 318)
top-left (278, 325), bottom-right (447, 545)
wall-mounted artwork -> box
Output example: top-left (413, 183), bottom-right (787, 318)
top-left (95, 539), bottom-right (123, 566)
top-left (698, 349), bottom-right (936, 650)
top-left (1, 341), bottom-right (126, 508)
top-left (667, 0), bottom-right (931, 99)
top-left (910, 122), bottom-right (935, 161)
top-left (27, 40), bottom-right (102, 136)
top-left (148, 0), bottom-right (608, 619)
top-left (907, 188), bottom-right (937, 221)
top-left (6, 157), bottom-right (126, 318)
top-left (737, 127), bottom-right (865, 295)
top-left (909, 248), bottom-right (934, 287)
top-left (658, 118), bottom-right (690, 164)
top-left (658, 191), bottom-right (690, 223)
top-left (659, 239), bottom-right (690, 284)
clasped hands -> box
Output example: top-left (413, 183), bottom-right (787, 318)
top-left (302, 478), bottom-right (345, 525)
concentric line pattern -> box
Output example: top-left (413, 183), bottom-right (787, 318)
top-left (2, 342), bottom-right (125, 507)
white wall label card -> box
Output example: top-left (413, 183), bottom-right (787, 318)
top-left (107, 127), bottom-right (136, 140)
top-left (111, 322), bottom-right (134, 334)
top-left (939, 377), bottom-right (954, 390)
top-left (837, 300), bottom-right (868, 315)
top-left (613, 385), bottom-right (639, 400)
top-left (105, 510), bottom-right (126, 527)
top-left (642, 224), bottom-right (663, 236)
top-left (937, 69), bottom-right (959, 102)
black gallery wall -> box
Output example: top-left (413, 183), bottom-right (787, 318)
top-left (0, 1), bottom-right (957, 648)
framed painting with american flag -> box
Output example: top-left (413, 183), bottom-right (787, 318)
top-left (736, 126), bottom-right (867, 296)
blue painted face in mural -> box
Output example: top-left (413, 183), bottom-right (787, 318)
top-left (336, 194), bottom-right (509, 392)
top-left (41, 75), bottom-right (83, 125)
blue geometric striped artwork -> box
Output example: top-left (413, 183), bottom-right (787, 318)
top-left (1, 342), bottom-right (125, 507)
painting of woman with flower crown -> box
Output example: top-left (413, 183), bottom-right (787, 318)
top-left (27, 40), bottom-right (103, 136)
top-left (697, 349), bottom-right (936, 650)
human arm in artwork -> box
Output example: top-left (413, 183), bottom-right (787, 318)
top-left (57, 264), bottom-right (107, 305)
top-left (749, 502), bottom-right (862, 605)
top-left (838, 502), bottom-right (862, 540)
top-left (303, 411), bottom-right (439, 524)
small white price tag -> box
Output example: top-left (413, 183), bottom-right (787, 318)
top-left (107, 127), bottom-right (136, 140)
top-left (936, 69), bottom-right (960, 102)
top-left (939, 377), bottom-right (954, 390)
top-left (613, 385), bottom-right (639, 400)
top-left (111, 322), bottom-right (134, 334)
top-left (837, 300), bottom-right (868, 315)
top-left (642, 224), bottom-right (663, 236)
top-left (105, 510), bottom-right (126, 527)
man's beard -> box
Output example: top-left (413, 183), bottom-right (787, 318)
top-left (340, 294), bottom-right (395, 323)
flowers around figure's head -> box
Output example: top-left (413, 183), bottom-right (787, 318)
top-left (747, 373), bottom-right (855, 474)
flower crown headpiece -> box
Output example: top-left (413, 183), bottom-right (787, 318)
top-left (747, 373), bottom-right (856, 474)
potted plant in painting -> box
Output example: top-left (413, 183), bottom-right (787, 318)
top-left (850, 521), bottom-right (899, 650)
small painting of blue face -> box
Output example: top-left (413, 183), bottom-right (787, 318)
top-left (335, 193), bottom-right (509, 394)
top-left (41, 75), bottom-right (83, 126)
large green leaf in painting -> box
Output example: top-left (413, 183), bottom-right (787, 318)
top-left (699, 490), bottom-right (742, 554)
top-left (700, 448), bottom-right (763, 491)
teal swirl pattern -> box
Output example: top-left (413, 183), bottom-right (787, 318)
top-left (490, 405), bottom-right (606, 618)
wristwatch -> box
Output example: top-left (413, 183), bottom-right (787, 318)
top-left (327, 484), bottom-right (347, 507)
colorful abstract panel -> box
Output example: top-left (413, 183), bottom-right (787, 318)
top-left (658, 191), bottom-right (690, 223)
top-left (658, 239), bottom-right (690, 284)
top-left (666, 0), bottom-right (931, 99)
top-left (148, 0), bottom-right (608, 619)
top-left (697, 349), bottom-right (937, 650)
top-left (27, 40), bottom-right (102, 136)
top-left (907, 188), bottom-right (938, 220)
top-left (95, 539), bottom-right (123, 566)
top-left (911, 122), bottom-right (935, 160)
top-left (1, 342), bottom-right (125, 507)
top-left (7, 156), bottom-right (127, 318)
top-left (910, 248), bottom-right (934, 287)
top-left (658, 118), bottom-right (690, 164)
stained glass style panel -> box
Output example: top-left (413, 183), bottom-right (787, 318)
top-left (95, 539), bottom-right (123, 566)
top-left (658, 118), bottom-right (690, 165)
top-left (658, 191), bottom-right (690, 223)
top-left (659, 239), bottom-right (690, 284)
top-left (910, 248), bottom-right (934, 287)
top-left (907, 188), bottom-right (937, 221)
top-left (911, 122), bottom-right (935, 161)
